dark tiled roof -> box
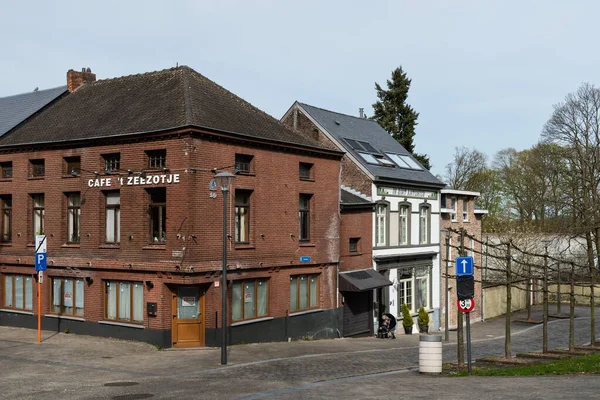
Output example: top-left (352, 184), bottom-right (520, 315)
top-left (298, 103), bottom-right (444, 187)
top-left (0, 85), bottom-right (67, 136)
top-left (340, 188), bottom-right (372, 205)
top-left (0, 67), bottom-right (327, 151)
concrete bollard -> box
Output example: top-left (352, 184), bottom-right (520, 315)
top-left (419, 334), bottom-right (442, 374)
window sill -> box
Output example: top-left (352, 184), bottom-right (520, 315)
top-left (234, 244), bottom-right (255, 250)
top-left (0, 178), bottom-right (12, 182)
top-left (0, 243), bottom-right (12, 246)
top-left (45, 314), bottom-right (85, 322)
top-left (61, 244), bottom-right (80, 249)
top-left (99, 244), bottom-right (121, 249)
top-left (289, 308), bottom-right (323, 317)
top-left (235, 172), bottom-right (255, 177)
top-left (62, 174), bottom-right (80, 179)
top-left (28, 176), bottom-right (45, 180)
top-left (142, 245), bottom-right (166, 250)
top-left (299, 243), bottom-right (315, 248)
top-left (99, 320), bottom-right (144, 329)
top-left (299, 178), bottom-right (315, 182)
top-left (348, 252), bottom-right (362, 256)
top-left (0, 309), bottom-right (33, 315)
top-left (231, 316), bottom-right (273, 327)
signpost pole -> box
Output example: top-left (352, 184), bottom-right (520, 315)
top-left (37, 273), bottom-right (41, 343)
top-left (466, 311), bottom-right (472, 375)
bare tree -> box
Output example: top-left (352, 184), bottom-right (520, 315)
top-left (444, 146), bottom-right (488, 190)
top-left (542, 82), bottom-right (600, 345)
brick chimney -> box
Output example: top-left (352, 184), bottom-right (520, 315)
top-left (67, 67), bottom-right (96, 92)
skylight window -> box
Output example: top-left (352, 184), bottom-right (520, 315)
top-left (399, 155), bottom-right (422, 170)
top-left (358, 152), bottom-right (380, 165)
top-left (345, 138), bottom-right (365, 151)
top-left (374, 155), bottom-right (395, 167)
top-left (386, 153), bottom-right (422, 170)
top-left (358, 141), bottom-right (379, 153)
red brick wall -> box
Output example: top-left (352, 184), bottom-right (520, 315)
top-left (440, 195), bottom-right (483, 328)
top-left (282, 107), bottom-right (371, 197)
top-left (0, 131), bottom-right (341, 332)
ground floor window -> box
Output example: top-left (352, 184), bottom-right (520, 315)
top-left (290, 274), bottom-right (319, 312)
top-left (3, 274), bottom-right (33, 311)
top-left (51, 277), bottom-right (84, 316)
top-left (232, 278), bottom-right (268, 321)
top-left (105, 281), bottom-right (144, 323)
top-left (397, 267), bottom-right (431, 313)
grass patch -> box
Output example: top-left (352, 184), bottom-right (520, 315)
top-left (451, 354), bottom-right (600, 376)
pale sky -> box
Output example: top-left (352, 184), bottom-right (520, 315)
top-left (2, 0), bottom-right (599, 176)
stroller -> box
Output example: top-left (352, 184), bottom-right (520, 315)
top-left (377, 313), bottom-right (397, 339)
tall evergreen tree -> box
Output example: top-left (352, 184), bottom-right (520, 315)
top-left (372, 66), bottom-right (431, 169)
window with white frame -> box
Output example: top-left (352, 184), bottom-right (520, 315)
top-left (105, 281), bottom-right (144, 323)
top-left (397, 267), bottom-right (431, 313)
top-left (3, 274), bottom-right (33, 311)
top-left (51, 277), bottom-right (84, 316)
top-left (419, 205), bottom-right (430, 244)
top-left (235, 190), bottom-right (251, 244)
top-left (397, 277), bottom-right (412, 312)
top-left (375, 203), bottom-right (387, 247)
top-left (232, 278), bottom-right (268, 321)
top-left (468, 238), bottom-right (474, 257)
top-left (450, 197), bottom-right (457, 221)
top-left (399, 204), bottom-right (410, 245)
top-left (463, 199), bottom-right (469, 221)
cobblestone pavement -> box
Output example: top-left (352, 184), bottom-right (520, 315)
top-left (1, 305), bottom-right (599, 399)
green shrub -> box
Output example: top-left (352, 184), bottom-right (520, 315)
top-left (401, 303), bottom-right (413, 327)
top-left (418, 306), bottom-right (430, 326)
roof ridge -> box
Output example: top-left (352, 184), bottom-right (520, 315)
top-left (299, 102), bottom-right (378, 123)
top-left (181, 67), bottom-right (193, 125)
top-left (0, 85), bottom-right (67, 100)
top-left (88, 66), bottom-right (188, 86)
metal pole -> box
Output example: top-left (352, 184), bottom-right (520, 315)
top-left (543, 246), bottom-right (548, 353)
top-left (221, 189), bottom-right (228, 365)
top-left (445, 234), bottom-right (450, 342)
top-left (466, 311), bottom-right (472, 375)
top-left (557, 263), bottom-right (561, 314)
top-left (37, 273), bottom-right (41, 343)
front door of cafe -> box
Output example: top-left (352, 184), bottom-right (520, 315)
top-left (171, 286), bottom-right (205, 348)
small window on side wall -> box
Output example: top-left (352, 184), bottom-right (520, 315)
top-left (29, 159), bottom-right (45, 177)
top-left (299, 162), bottom-right (313, 180)
top-left (235, 154), bottom-right (254, 174)
top-left (0, 162), bottom-right (12, 179)
top-left (64, 156), bottom-right (81, 176)
top-left (146, 150), bottom-right (166, 169)
top-left (349, 237), bottom-right (360, 253)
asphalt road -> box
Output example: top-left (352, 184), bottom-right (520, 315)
top-left (1, 306), bottom-right (599, 399)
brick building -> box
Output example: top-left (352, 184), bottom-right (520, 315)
top-left (0, 67), bottom-right (345, 348)
top-left (440, 189), bottom-right (487, 329)
top-left (282, 103), bottom-right (445, 333)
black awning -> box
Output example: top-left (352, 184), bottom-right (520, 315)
top-left (339, 269), bottom-right (393, 292)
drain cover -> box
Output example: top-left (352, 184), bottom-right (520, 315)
top-left (112, 395), bottom-right (154, 400)
top-left (104, 382), bottom-right (139, 387)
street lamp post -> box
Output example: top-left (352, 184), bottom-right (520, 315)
top-left (215, 171), bottom-right (235, 365)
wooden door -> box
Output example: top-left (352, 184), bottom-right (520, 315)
top-left (172, 286), bottom-right (205, 347)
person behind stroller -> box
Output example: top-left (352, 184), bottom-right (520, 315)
top-left (377, 313), bottom-right (396, 339)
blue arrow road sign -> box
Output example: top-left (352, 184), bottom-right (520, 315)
top-left (455, 256), bottom-right (474, 276)
top-left (35, 253), bottom-right (47, 272)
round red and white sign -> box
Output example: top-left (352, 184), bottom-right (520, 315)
top-left (457, 298), bottom-right (475, 313)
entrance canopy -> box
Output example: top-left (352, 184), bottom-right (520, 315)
top-left (339, 269), bottom-right (393, 292)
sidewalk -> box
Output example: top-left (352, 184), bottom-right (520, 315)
top-left (1, 305), bottom-right (598, 377)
